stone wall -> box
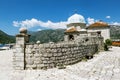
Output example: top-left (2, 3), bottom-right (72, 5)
top-left (25, 41), bottom-right (98, 69)
top-left (13, 31), bottom-right (103, 70)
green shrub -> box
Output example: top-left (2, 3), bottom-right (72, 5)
top-left (105, 39), bottom-right (112, 46)
top-left (104, 39), bottom-right (112, 51)
top-left (104, 43), bottom-right (108, 51)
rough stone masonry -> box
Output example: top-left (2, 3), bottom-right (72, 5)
top-left (13, 29), bottom-right (104, 70)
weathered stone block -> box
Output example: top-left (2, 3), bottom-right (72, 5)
top-left (13, 66), bottom-right (24, 70)
top-left (56, 44), bottom-right (61, 47)
top-left (42, 53), bottom-right (48, 57)
top-left (26, 64), bottom-right (37, 69)
top-left (34, 53), bottom-right (40, 57)
top-left (15, 48), bottom-right (24, 53)
top-left (26, 58), bottom-right (34, 65)
top-left (37, 64), bottom-right (44, 69)
top-left (14, 57), bottom-right (24, 62)
top-left (14, 53), bottom-right (24, 57)
top-left (14, 62), bottom-right (24, 67)
top-left (51, 57), bottom-right (56, 60)
top-left (42, 61), bottom-right (48, 63)
top-left (57, 53), bottom-right (62, 56)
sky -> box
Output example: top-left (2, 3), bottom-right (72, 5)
top-left (0, 0), bottom-right (120, 35)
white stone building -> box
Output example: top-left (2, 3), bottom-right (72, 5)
top-left (64, 13), bottom-right (110, 42)
top-left (87, 21), bottom-right (110, 42)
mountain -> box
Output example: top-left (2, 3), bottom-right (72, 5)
top-left (110, 25), bottom-right (120, 39)
top-left (0, 30), bottom-right (15, 44)
top-left (29, 29), bottom-right (65, 43)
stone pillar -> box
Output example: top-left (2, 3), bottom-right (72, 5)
top-left (97, 37), bottom-right (104, 51)
top-left (99, 37), bottom-right (104, 51)
top-left (13, 28), bottom-right (30, 70)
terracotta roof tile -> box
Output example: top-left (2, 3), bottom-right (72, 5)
top-left (112, 41), bottom-right (120, 46)
top-left (65, 27), bottom-right (77, 32)
top-left (88, 21), bottom-right (109, 28)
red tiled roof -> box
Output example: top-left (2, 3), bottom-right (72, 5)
top-left (112, 41), bottom-right (120, 46)
top-left (88, 21), bottom-right (109, 28)
top-left (65, 27), bottom-right (77, 33)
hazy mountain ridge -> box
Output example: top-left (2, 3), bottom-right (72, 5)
top-left (29, 29), bottom-right (65, 43)
top-left (0, 30), bottom-right (15, 44)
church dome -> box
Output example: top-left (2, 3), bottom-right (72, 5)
top-left (68, 13), bottom-right (85, 23)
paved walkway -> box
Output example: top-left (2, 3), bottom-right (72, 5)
top-left (65, 46), bottom-right (120, 80)
top-left (0, 47), bottom-right (120, 80)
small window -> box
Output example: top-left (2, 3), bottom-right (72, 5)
top-left (69, 35), bottom-right (74, 40)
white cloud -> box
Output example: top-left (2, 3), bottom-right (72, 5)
top-left (111, 22), bottom-right (120, 25)
top-left (87, 17), bottom-right (95, 25)
top-left (13, 18), bottom-right (67, 29)
top-left (13, 21), bottom-right (21, 27)
top-left (106, 16), bottom-right (111, 19)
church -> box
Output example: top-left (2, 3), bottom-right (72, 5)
top-left (64, 13), bottom-right (110, 42)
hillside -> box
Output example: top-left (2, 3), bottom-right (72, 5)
top-left (29, 29), bottom-right (65, 43)
top-left (110, 25), bottom-right (120, 39)
top-left (0, 30), bottom-right (15, 44)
